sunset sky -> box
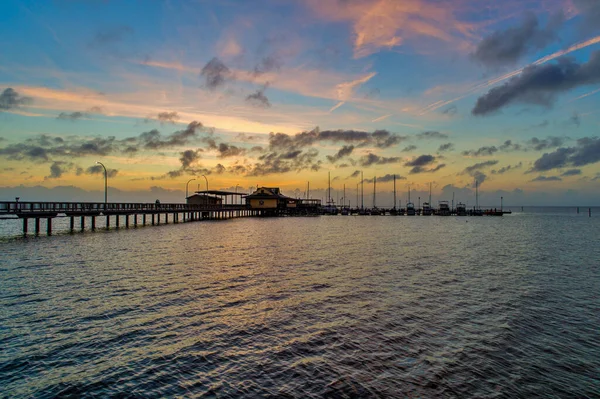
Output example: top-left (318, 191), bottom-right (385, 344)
top-left (1, 0), bottom-right (599, 205)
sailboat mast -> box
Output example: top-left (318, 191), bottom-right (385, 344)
top-left (408, 184), bottom-right (411, 203)
top-left (475, 180), bottom-right (479, 209)
top-left (308, 181), bottom-right (310, 199)
top-left (393, 175), bottom-right (397, 209)
top-left (361, 171), bottom-right (364, 209)
top-left (328, 172), bottom-right (331, 204)
top-left (373, 176), bottom-right (376, 208)
top-left (343, 184), bottom-right (346, 207)
top-left (429, 182), bottom-right (432, 205)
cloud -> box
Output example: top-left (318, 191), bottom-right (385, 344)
top-left (530, 137), bottom-right (600, 172)
top-left (363, 174), bottom-right (406, 183)
top-left (217, 143), bottom-right (245, 158)
top-left (500, 140), bottom-right (522, 152)
top-left (438, 143), bottom-right (454, 152)
top-left (462, 146), bottom-right (498, 157)
top-left (268, 128), bottom-right (407, 152)
top-left (401, 145), bottom-right (417, 152)
top-left (416, 131), bottom-right (448, 140)
top-left (531, 148), bottom-right (573, 171)
top-left (404, 154), bottom-right (444, 174)
top-left (569, 112), bottom-right (581, 127)
top-left (0, 88), bottom-right (33, 111)
top-left (472, 13), bottom-right (563, 68)
top-left (491, 162), bottom-right (523, 174)
top-left (326, 145), bottom-right (355, 163)
top-left (89, 26), bottom-right (133, 48)
top-left (528, 136), bottom-right (566, 151)
top-left (86, 164), bottom-right (118, 178)
top-left (574, 0), bottom-right (600, 35)
top-left (0, 122), bottom-right (207, 164)
top-left (348, 170), bottom-right (361, 179)
top-left (405, 154), bottom-right (435, 167)
top-left (461, 160), bottom-right (499, 185)
top-left (57, 106), bottom-right (108, 121)
top-left (307, 0), bottom-right (475, 58)
top-left (409, 164), bottom-right (446, 174)
top-left (530, 175), bottom-right (562, 182)
top-left (441, 105), bottom-right (457, 116)
top-left (201, 57), bottom-right (231, 90)
top-left (88, 106), bottom-right (104, 114)
top-left (248, 148), bottom-right (321, 176)
top-left (359, 153), bottom-right (401, 167)
top-left (57, 111), bottom-right (87, 121)
top-left (336, 72), bottom-right (377, 100)
top-left (246, 86), bottom-right (271, 108)
top-left (462, 160), bottom-right (499, 174)
top-left (156, 111), bottom-right (180, 124)
top-left (45, 161), bottom-right (73, 179)
top-left (561, 169), bottom-right (582, 176)
top-left (138, 121), bottom-right (204, 150)
top-left (471, 171), bottom-right (488, 186)
top-left (473, 51), bottom-right (600, 115)
top-left (179, 149), bottom-right (202, 169)
top-left (253, 55), bottom-right (283, 76)
top-left (0, 143), bottom-right (50, 161)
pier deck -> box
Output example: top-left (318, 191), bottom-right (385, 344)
top-left (0, 201), bottom-right (260, 236)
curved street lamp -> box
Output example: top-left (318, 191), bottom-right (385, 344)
top-left (185, 178), bottom-right (196, 201)
top-left (96, 161), bottom-right (108, 204)
top-left (201, 174), bottom-right (209, 192)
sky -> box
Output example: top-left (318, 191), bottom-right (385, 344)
top-left (1, 0), bottom-right (599, 206)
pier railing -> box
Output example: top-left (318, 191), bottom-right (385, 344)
top-left (0, 201), bottom-right (246, 215)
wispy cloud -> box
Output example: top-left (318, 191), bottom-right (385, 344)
top-left (307, 0), bottom-right (477, 58)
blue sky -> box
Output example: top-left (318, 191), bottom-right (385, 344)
top-left (1, 0), bottom-right (599, 205)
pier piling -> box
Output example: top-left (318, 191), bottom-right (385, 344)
top-left (23, 218), bottom-right (28, 236)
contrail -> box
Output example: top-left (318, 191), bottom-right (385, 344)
top-left (420, 35), bottom-right (600, 115)
top-left (569, 88), bottom-right (600, 102)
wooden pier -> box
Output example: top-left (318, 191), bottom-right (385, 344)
top-left (0, 201), bottom-right (263, 236)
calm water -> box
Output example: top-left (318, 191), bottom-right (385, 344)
top-left (1, 212), bottom-right (599, 398)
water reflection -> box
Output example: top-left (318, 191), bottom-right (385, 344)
top-left (1, 214), bottom-right (599, 397)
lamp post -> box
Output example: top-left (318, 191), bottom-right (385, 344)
top-left (235, 184), bottom-right (240, 204)
top-left (186, 178), bottom-right (196, 201)
top-left (201, 174), bottom-right (209, 192)
top-left (96, 161), bottom-right (108, 204)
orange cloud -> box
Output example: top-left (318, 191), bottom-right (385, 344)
top-left (306, 0), bottom-right (477, 58)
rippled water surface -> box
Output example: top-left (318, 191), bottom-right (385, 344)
top-left (1, 213), bottom-right (599, 398)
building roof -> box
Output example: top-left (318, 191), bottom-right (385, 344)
top-left (243, 187), bottom-right (294, 200)
top-left (193, 190), bottom-right (248, 196)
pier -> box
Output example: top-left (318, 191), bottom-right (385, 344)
top-left (0, 201), bottom-right (261, 236)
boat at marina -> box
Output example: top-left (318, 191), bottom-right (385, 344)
top-left (406, 202), bottom-right (416, 216)
top-left (438, 201), bottom-right (451, 216)
top-left (456, 202), bottom-right (467, 216)
top-left (422, 202), bottom-right (432, 215)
